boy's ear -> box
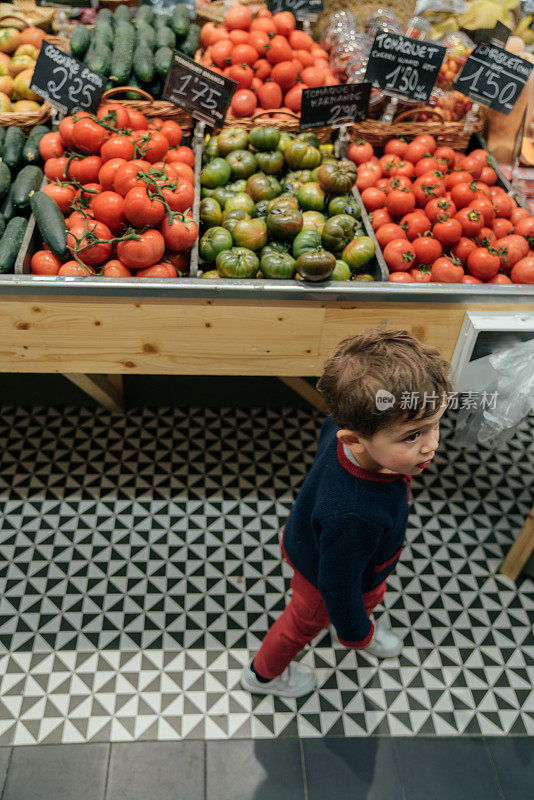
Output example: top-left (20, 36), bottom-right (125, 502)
top-left (336, 429), bottom-right (363, 445)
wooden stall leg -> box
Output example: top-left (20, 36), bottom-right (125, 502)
top-left (63, 373), bottom-right (125, 414)
top-left (278, 377), bottom-right (328, 414)
top-left (499, 503), bottom-right (534, 581)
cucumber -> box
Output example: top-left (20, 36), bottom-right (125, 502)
top-left (0, 127), bottom-right (5, 154)
top-left (134, 45), bottom-right (155, 84)
top-left (30, 191), bottom-right (67, 257)
top-left (179, 23), bottom-right (200, 58)
top-left (136, 23), bottom-right (156, 51)
top-left (135, 6), bottom-right (154, 26)
top-left (125, 73), bottom-right (144, 99)
top-left (0, 161), bottom-right (10, 203)
top-left (2, 126), bottom-right (25, 171)
top-left (95, 8), bottom-right (112, 24)
top-left (0, 213), bottom-right (5, 239)
top-left (114, 5), bottom-right (131, 22)
top-left (154, 14), bottom-right (171, 29)
top-left (1, 185), bottom-right (14, 221)
top-left (92, 25), bottom-right (114, 50)
top-left (13, 165), bottom-right (43, 212)
top-left (171, 4), bottom-right (190, 38)
top-left (86, 44), bottom-right (112, 77)
top-left (110, 22), bottom-right (135, 83)
top-left (70, 24), bottom-right (91, 58)
top-left (147, 75), bottom-right (162, 99)
top-left (23, 128), bottom-right (49, 164)
top-left (155, 46), bottom-right (173, 79)
top-left (0, 216), bottom-right (27, 273)
top-left (156, 26), bottom-right (175, 50)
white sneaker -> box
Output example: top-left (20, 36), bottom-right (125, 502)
top-left (364, 620), bottom-right (403, 658)
top-left (241, 661), bottom-right (316, 698)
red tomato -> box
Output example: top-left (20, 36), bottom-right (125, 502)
top-left (412, 133), bottom-right (436, 154)
top-left (100, 260), bottom-right (131, 277)
top-left (457, 154), bottom-right (482, 179)
top-left (126, 108), bottom-right (148, 130)
top-left (254, 58), bottom-right (272, 81)
top-left (455, 206), bottom-right (484, 238)
top-left (91, 191), bottom-right (126, 235)
top-left (510, 207), bottom-right (530, 225)
top-left (450, 181), bottom-right (477, 209)
top-left (379, 154), bottom-right (400, 176)
top-left (492, 191), bottom-right (514, 219)
top-left (31, 250), bottom-right (61, 275)
top-left (391, 160), bottom-right (414, 179)
top-left (45, 157), bottom-right (68, 182)
top-left (412, 174), bottom-right (445, 206)
top-left (272, 10), bottom-right (296, 37)
top-left (375, 223), bottom-right (406, 249)
top-left (136, 131), bottom-right (169, 164)
top-left (161, 179), bottom-right (195, 213)
top-left (470, 197), bottom-right (495, 227)
top-left (228, 63), bottom-right (254, 90)
top-left (409, 267), bottom-right (432, 282)
top-left (451, 237), bottom-right (477, 267)
top-left (434, 146), bottom-right (455, 168)
top-left (231, 88), bottom-right (258, 116)
top-left (43, 182), bottom-right (75, 215)
top-left (492, 217), bottom-right (514, 238)
top-left (433, 217), bottom-right (462, 247)
top-left (66, 210), bottom-right (93, 229)
top-left (67, 219), bottom-right (113, 266)
top-left (39, 132), bottom-right (63, 160)
top-left (496, 235), bottom-right (527, 270)
top-left (513, 216), bottom-right (534, 244)
top-left (369, 208), bottom-right (393, 231)
top-left (347, 140), bottom-right (374, 165)
top-left (479, 166), bottom-right (497, 185)
top-left (404, 141), bottom-right (428, 163)
top-left (231, 43), bottom-right (259, 67)
top-left (361, 187), bottom-right (386, 211)
top-left (266, 35), bottom-right (292, 64)
top-left (400, 211), bottom-right (430, 240)
top-left (414, 157), bottom-right (440, 177)
top-left (211, 39), bottom-right (233, 67)
top-left (99, 157), bottom-right (128, 191)
top-left (388, 271), bottom-right (414, 282)
top-left (124, 186), bottom-right (165, 227)
top-left (474, 226), bottom-right (496, 247)
top-left (165, 161), bottom-right (195, 185)
top-left (68, 155), bottom-right (103, 185)
top-left (384, 138), bottom-right (408, 158)
top-left (284, 83), bottom-right (305, 112)
top-left (467, 247), bottom-right (500, 280)
top-left (356, 169), bottom-right (380, 192)
top-left (58, 114), bottom-right (80, 149)
top-left (387, 176), bottom-right (412, 192)
top-left (97, 103), bottom-right (130, 129)
top-left (72, 118), bottom-right (108, 155)
top-left (164, 250), bottom-right (189, 274)
top-left (430, 256), bottom-right (464, 282)
top-left (118, 229), bottom-right (166, 269)
top-left (159, 215), bottom-right (199, 251)
top-left (412, 235), bottom-right (442, 267)
top-left (383, 238), bottom-right (416, 272)
top-left (461, 274), bottom-right (483, 284)
top-left (113, 160), bottom-right (151, 197)
top-left (445, 170), bottom-right (473, 191)
top-left (167, 146), bottom-right (195, 168)
top-left (487, 273), bottom-right (512, 284)
top-left (157, 121), bottom-right (182, 148)
top-left (425, 197), bottom-right (456, 223)
top-left (136, 262), bottom-right (179, 278)
top-left (257, 81), bottom-right (283, 109)
top-left (225, 4), bottom-right (252, 30)
top-left (511, 256), bottom-right (534, 283)
top-left (58, 261), bottom-right (96, 276)
top-left (101, 136), bottom-right (135, 162)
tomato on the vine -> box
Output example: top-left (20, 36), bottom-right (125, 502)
top-left (137, 263), bottom-right (178, 278)
top-left (39, 132), bottom-right (63, 161)
top-left (101, 136), bottom-right (135, 162)
top-left (118, 229), bottom-right (166, 269)
top-left (72, 117), bottom-right (108, 154)
top-left (113, 160), bottom-right (151, 197)
top-left (159, 121), bottom-right (183, 147)
top-left (43, 182), bottom-right (75, 215)
top-left (167, 146), bottom-right (195, 168)
top-left (45, 156), bottom-right (69, 181)
top-left (135, 131), bottom-right (169, 163)
top-left (102, 260), bottom-right (132, 277)
top-left (67, 219), bottom-right (113, 266)
top-left (123, 186), bottom-right (165, 227)
top-left (58, 261), bottom-right (96, 276)
top-left (97, 103), bottom-right (130, 129)
top-left (91, 191), bottom-right (126, 235)
top-left (161, 179), bottom-right (195, 213)
top-left (31, 250), bottom-right (61, 275)
top-left (99, 157), bottom-right (128, 191)
top-left (159, 215), bottom-right (199, 251)
top-left (68, 156), bottom-right (103, 185)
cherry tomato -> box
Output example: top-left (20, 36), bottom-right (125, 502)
top-left (118, 229), bottom-right (166, 269)
top-left (375, 223), bottom-right (406, 249)
top-left (43, 182), bottom-right (75, 215)
top-left (31, 250), bottom-right (61, 275)
top-left (467, 247), bottom-right (500, 280)
top-left (412, 235), bottom-right (442, 267)
top-left (430, 256), bottom-right (464, 282)
top-left (433, 217), bottom-right (462, 247)
top-left (383, 238), bottom-right (416, 272)
top-left (159, 215), bottom-right (199, 251)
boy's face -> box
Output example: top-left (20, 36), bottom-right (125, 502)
top-left (338, 406), bottom-right (445, 475)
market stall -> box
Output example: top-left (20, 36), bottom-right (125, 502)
top-left (0, 0), bottom-right (533, 579)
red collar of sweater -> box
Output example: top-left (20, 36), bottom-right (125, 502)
top-left (336, 439), bottom-right (412, 485)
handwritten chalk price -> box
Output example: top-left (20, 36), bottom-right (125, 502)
top-left (364, 32), bottom-right (446, 103)
top-left (163, 52), bottom-right (236, 127)
top-left (454, 42), bottom-right (534, 114)
top-left (300, 83), bottom-right (371, 130)
top-left (30, 43), bottom-right (105, 115)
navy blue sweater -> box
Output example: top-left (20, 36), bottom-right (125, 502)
top-left (283, 416), bottom-right (411, 648)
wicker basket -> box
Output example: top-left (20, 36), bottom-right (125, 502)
top-left (349, 106), bottom-right (485, 151)
top-left (13, 0), bottom-right (56, 31)
top-left (100, 87), bottom-right (195, 130)
top-left (223, 109), bottom-right (332, 141)
top-left (0, 103), bottom-right (51, 132)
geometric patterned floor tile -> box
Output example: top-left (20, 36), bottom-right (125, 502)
top-left (0, 405), bottom-right (533, 742)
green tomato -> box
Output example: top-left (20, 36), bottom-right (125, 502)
top-left (297, 181), bottom-right (327, 212)
top-left (278, 131), bottom-right (293, 152)
top-left (254, 200), bottom-right (269, 218)
top-left (266, 194), bottom-right (299, 213)
top-left (309, 166), bottom-right (321, 181)
top-left (296, 131), bottom-right (320, 148)
top-left (330, 259), bottom-right (351, 281)
top-left (260, 251), bottom-right (297, 280)
top-left (201, 187), bottom-right (214, 198)
top-left (203, 136), bottom-right (219, 163)
top-left (296, 248), bottom-right (336, 281)
top-left (261, 241), bottom-right (291, 258)
top-left (249, 125), bottom-right (280, 152)
top-left (217, 127), bottom-right (249, 156)
top-left (292, 229), bottom-right (322, 259)
top-left (199, 226), bottom-right (233, 263)
top-left (226, 149), bottom-right (258, 180)
top-left (232, 218), bottom-right (268, 251)
top-left (266, 207), bottom-right (303, 241)
top-left (328, 194), bottom-right (362, 218)
top-left (216, 247), bottom-right (259, 278)
top-left (301, 211), bottom-right (326, 233)
top-left (212, 186), bottom-right (235, 208)
top-left (200, 197), bottom-right (222, 229)
top-left (224, 192), bottom-right (256, 215)
top-left (222, 208), bottom-right (250, 236)
top-left (201, 158), bottom-right (231, 189)
top-left (285, 140), bottom-right (321, 170)
top-left (321, 214), bottom-right (359, 253)
top-left (246, 172), bottom-right (282, 202)
top-left (231, 179), bottom-right (247, 193)
top-left (201, 269), bottom-right (221, 279)
top-left (352, 273), bottom-right (375, 281)
top-left (317, 159), bottom-right (358, 194)
top-left (256, 150), bottom-right (285, 175)
top-left (342, 236), bottom-right (376, 271)
top-left (319, 143), bottom-right (334, 159)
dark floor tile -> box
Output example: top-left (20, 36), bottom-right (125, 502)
top-left (303, 738), bottom-right (403, 800)
top-left (394, 737), bottom-right (502, 800)
top-left (206, 739), bottom-right (305, 800)
top-left (3, 744), bottom-right (108, 800)
top-left (487, 737), bottom-right (534, 800)
top-left (0, 748), bottom-right (11, 794)
top-left (105, 741), bottom-right (204, 800)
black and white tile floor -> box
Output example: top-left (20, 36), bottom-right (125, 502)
top-left (0, 406), bottom-right (532, 744)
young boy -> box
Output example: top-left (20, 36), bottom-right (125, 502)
top-left (241, 328), bottom-right (451, 698)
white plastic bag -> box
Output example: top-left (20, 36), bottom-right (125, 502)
top-left (453, 338), bottom-right (534, 447)
top-left (414, 0), bottom-right (467, 16)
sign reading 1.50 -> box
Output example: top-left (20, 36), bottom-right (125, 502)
top-left (455, 42), bottom-right (534, 114)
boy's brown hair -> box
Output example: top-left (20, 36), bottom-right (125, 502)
top-left (317, 329), bottom-right (452, 438)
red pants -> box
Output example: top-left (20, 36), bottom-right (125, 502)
top-left (254, 566), bottom-right (387, 680)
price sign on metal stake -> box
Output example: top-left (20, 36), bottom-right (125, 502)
top-left (300, 83), bottom-right (371, 130)
top-left (364, 31), bottom-right (446, 103)
top-left (266, 0), bottom-right (323, 15)
top-left (30, 42), bottom-right (105, 115)
top-left (454, 42), bottom-right (533, 115)
top-left (163, 51), bottom-right (237, 127)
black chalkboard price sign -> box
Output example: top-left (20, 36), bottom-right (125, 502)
top-left (163, 52), bottom-right (237, 127)
top-left (266, 0), bottom-right (323, 15)
top-left (364, 31), bottom-right (446, 103)
top-left (300, 83), bottom-right (371, 130)
top-left (30, 42), bottom-right (105, 115)
top-left (454, 43), bottom-right (533, 115)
